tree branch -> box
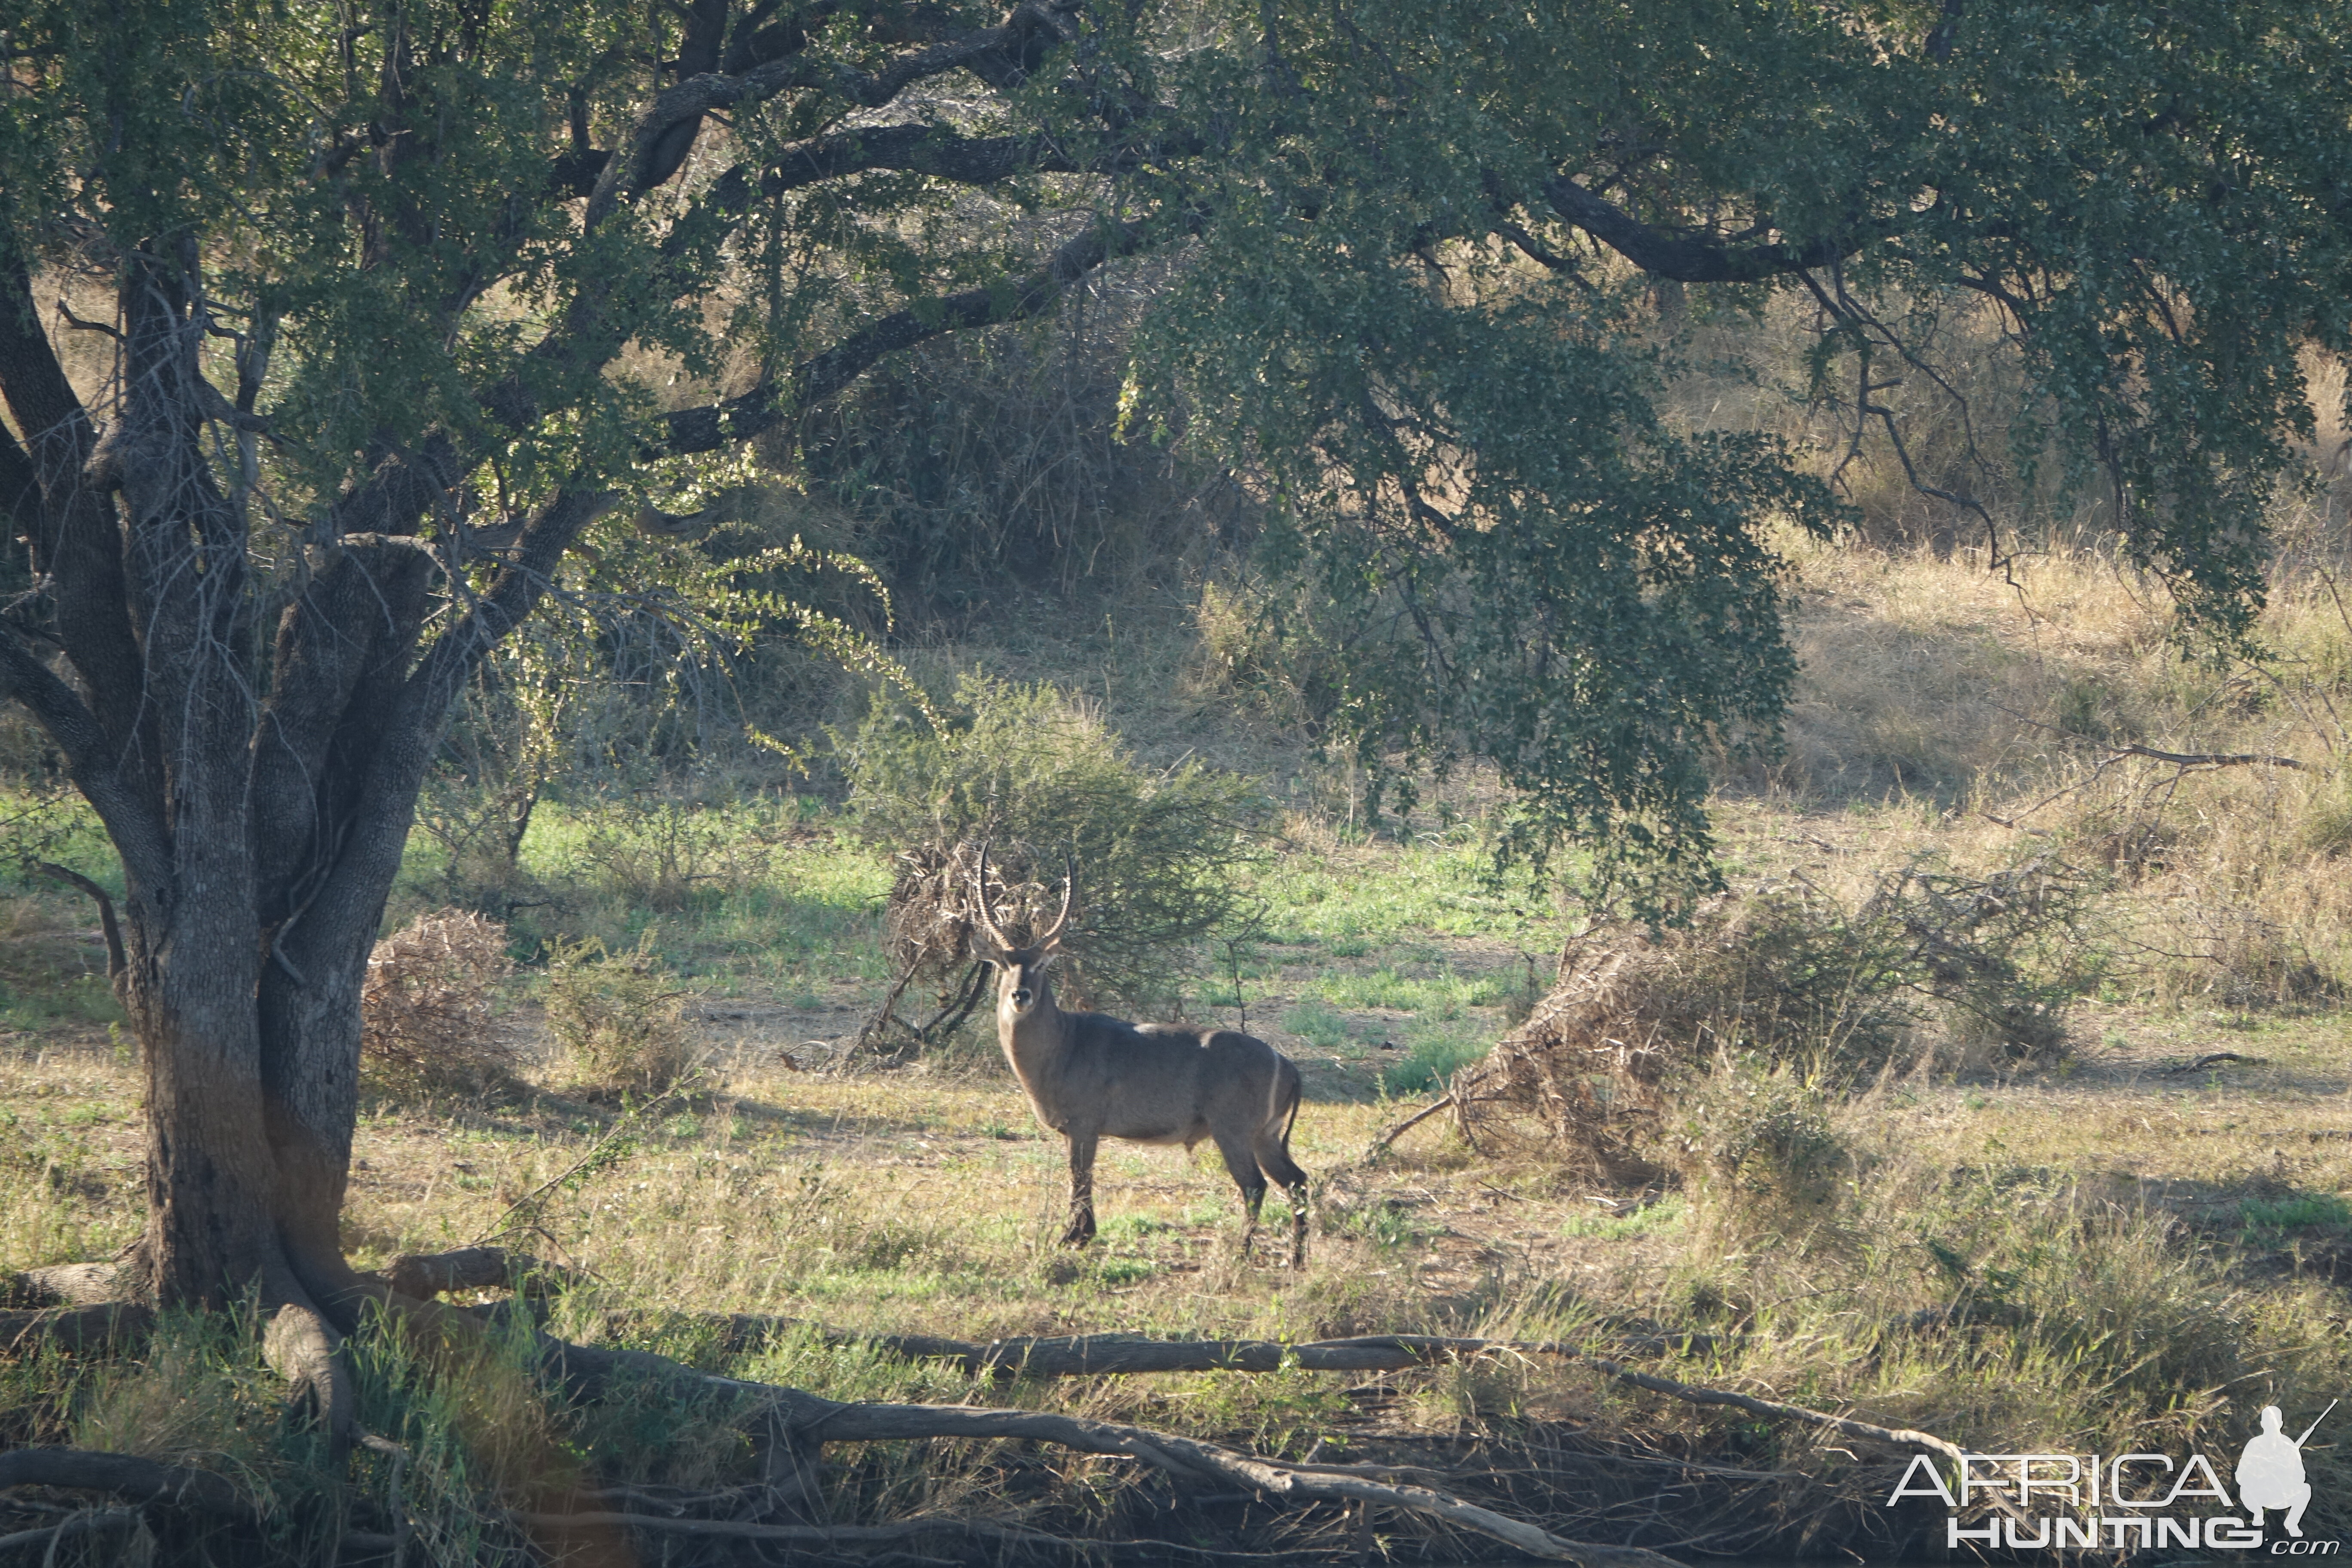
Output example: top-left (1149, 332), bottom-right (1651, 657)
top-left (1541, 178), bottom-right (1864, 284)
top-left (29, 862), bottom-right (125, 983)
top-left (2108, 743), bottom-right (2306, 770)
top-left (542, 1336), bottom-right (1685, 1568)
top-left (0, 1451), bottom-right (250, 1517)
top-left (682, 1321), bottom-right (1720, 1376)
top-left (0, 418), bottom-right (36, 538)
top-left (661, 214), bottom-right (1155, 456)
top-left (588, 26), bottom-right (1024, 227)
top-left (0, 259), bottom-right (152, 777)
top-left (0, 631), bottom-right (171, 894)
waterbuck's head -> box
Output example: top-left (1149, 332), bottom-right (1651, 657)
top-left (969, 844), bottom-right (1074, 1024)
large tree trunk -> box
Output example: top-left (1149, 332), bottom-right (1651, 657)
top-left (0, 245), bottom-right (567, 1341)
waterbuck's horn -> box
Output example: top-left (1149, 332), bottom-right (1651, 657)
top-left (972, 842), bottom-right (1016, 955)
top-left (1035, 863), bottom-right (1075, 951)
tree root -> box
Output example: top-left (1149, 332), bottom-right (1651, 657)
top-left (0, 1302), bottom-right (154, 1357)
top-left (262, 1260), bottom-right (363, 1464)
top-left (380, 1246), bottom-right (570, 1299)
top-left (3, 1262), bottom-right (129, 1308)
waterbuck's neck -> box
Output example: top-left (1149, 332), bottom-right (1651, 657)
top-left (996, 962), bottom-right (1071, 1093)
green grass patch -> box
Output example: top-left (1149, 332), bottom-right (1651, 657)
top-left (1561, 1195), bottom-right (1687, 1240)
top-left (2240, 1192), bottom-right (2352, 1235)
top-left (1379, 1020), bottom-right (1489, 1095)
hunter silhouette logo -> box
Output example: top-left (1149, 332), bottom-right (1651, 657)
top-left (1887, 1399), bottom-right (2340, 1553)
top-left (2240, 1402), bottom-right (2333, 1537)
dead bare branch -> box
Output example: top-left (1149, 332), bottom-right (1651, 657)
top-left (2106, 743), bottom-right (2306, 770)
top-left (26, 863), bottom-right (125, 983)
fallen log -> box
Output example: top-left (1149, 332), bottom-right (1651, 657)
top-left (0, 1507), bottom-right (140, 1557)
top-left (0, 1449), bottom-right (251, 1518)
top-left (695, 1319), bottom-right (1725, 1372)
top-left (541, 1336), bottom-right (1689, 1568)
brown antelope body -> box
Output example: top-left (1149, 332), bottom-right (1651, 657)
top-left (971, 852), bottom-right (1311, 1266)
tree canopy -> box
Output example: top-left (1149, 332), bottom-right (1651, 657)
top-left (6, 0), bottom-right (2348, 907)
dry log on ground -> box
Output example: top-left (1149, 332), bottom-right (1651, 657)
top-left (0, 1449), bottom-right (253, 1517)
top-left (0, 1248), bottom-right (1986, 1568)
top-left (694, 1320), bottom-right (1723, 1375)
top-left (542, 1336), bottom-right (1687, 1568)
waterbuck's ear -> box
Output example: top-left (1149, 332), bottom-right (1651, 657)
top-left (967, 923), bottom-right (1010, 964)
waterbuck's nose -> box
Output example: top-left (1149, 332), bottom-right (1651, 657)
top-left (1011, 987), bottom-right (1033, 1006)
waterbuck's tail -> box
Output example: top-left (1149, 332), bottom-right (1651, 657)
top-left (1256, 1056), bottom-right (1308, 1191)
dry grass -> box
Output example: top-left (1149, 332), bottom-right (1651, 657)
top-left (1716, 537), bottom-right (2352, 1009)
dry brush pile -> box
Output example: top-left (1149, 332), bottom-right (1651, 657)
top-left (1405, 858), bottom-right (2095, 1182)
top-left (359, 911), bottom-right (522, 1098)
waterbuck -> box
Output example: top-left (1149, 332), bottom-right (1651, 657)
top-left (970, 850), bottom-right (1311, 1266)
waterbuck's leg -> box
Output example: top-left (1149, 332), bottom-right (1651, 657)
top-left (1213, 1136), bottom-right (1268, 1259)
top-left (1061, 1133), bottom-right (1099, 1248)
top-left (1254, 1128), bottom-right (1311, 1270)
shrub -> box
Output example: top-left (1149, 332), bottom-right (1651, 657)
top-left (570, 787), bottom-right (773, 914)
top-left (544, 931), bottom-right (698, 1095)
top-left (1677, 1057), bottom-right (1849, 1220)
top-left (361, 911), bottom-right (520, 1096)
top-left (838, 675), bottom-right (1262, 1023)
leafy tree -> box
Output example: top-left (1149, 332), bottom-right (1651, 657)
top-left (0, 0), bottom-right (2346, 1428)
